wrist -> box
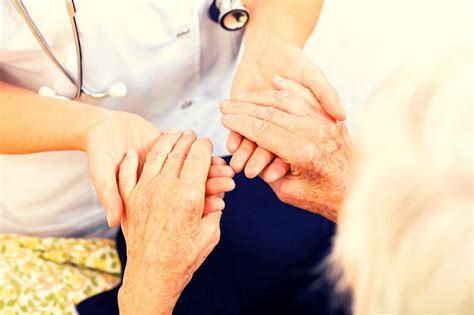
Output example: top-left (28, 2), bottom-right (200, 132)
top-left (71, 102), bottom-right (112, 152)
top-left (118, 259), bottom-right (188, 314)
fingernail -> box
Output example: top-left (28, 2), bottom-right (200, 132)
top-left (218, 199), bottom-right (226, 210)
top-left (220, 101), bottom-right (229, 110)
top-left (273, 75), bottom-right (284, 84)
top-left (266, 171), bottom-right (279, 183)
top-left (106, 210), bottom-right (114, 227)
top-left (340, 107), bottom-right (347, 120)
top-left (168, 128), bottom-right (181, 134)
top-left (183, 129), bottom-right (194, 135)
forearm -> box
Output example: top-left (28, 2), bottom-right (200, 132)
top-left (118, 261), bottom-right (188, 315)
top-left (0, 81), bottom-right (109, 153)
top-left (245, 0), bottom-right (323, 50)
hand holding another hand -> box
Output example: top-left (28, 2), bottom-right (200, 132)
top-left (85, 111), bottom-right (234, 227)
top-left (117, 131), bottom-right (232, 314)
top-left (228, 39), bottom-right (346, 181)
top-left (221, 77), bottom-right (352, 221)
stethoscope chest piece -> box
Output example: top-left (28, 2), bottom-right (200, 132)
top-left (210, 0), bottom-right (249, 31)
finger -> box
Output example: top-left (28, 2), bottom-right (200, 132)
top-left (221, 101), bottom-right (301, 132)
top-left (244, 147), bottom-right (274, 179)
top-left (229, 138), bottom-right (257, 173)
top-left (140, 129), bottom-right (182, 183)
top-left (259, 157), bottom-right (290, 183)
top-left (222, 113), bottom-right (308, 164)
top-left (272, 75), bottom-right (318, 108)
top-left (118, 150), bottom-right (139, 201)
top-left (280, 55), bottom-right (346, 120)
top-left (227, 131), bottom-right (243, 153)
top-left (231, 90), bottom-right (311, 116)
top-left (208, 165), bottom-right (235, 178)
top-left (161, 130), bottom-right (197, 177)
top-left (89, 157), bottom-right (123, 228)
top-left (211, 156), bottom-right (227, 166)
top-left (205, 177), bottom-right (236, 196)
top-left (180, 138), bottom-right (213, 185)
top-left (203, 197), bottom-right (226, 215)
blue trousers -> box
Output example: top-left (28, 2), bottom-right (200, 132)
top-left (77, 157), bottom-right (350, 314)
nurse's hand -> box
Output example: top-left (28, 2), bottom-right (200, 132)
top-left (221, 78), bottom-right (352, 222)
top-left (85, 111), bottom-right (235, 228)
top-left (229, 38), bottom-right (345, 181)
top-left (117, 135), bottom-right (223, 315)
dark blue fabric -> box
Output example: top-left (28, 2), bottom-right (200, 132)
top-left (77, 156), bottom-right (350, 315)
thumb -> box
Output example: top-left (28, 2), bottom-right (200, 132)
top-left (118, 150), bottom-right (139, 201)
top-left (282, 54), bottom-right (346, 121)
top-left (89, 155), bottom-right (124, 228)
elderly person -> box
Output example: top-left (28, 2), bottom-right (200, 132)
top-left (114, 47), bottom-right (472, 314)
top-left (220, 48), bottom-right (473, 313)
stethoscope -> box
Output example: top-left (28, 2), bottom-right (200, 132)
top-left (13, 0), bottom-right (249, 101)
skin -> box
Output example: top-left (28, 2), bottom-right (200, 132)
top-left (229, 0), bottom-right (346, 181)
top-left (0, 82), bottom-right (234, 227)
top-left (221, 77), bottom-right (352, 221)
top-left (117, 133), bottom-right (226, 314)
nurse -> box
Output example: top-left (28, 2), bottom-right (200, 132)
top-left (0, 0), bottom-right (347, 313)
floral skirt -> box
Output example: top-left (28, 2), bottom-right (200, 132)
top-left (0, 234), bottom-right (121, 314)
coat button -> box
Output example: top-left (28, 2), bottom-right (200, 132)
top-left (180, 100), bottom-right (193, 109)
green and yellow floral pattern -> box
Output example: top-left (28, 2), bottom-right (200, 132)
top-left (0, 234), bottom-right (121, 314)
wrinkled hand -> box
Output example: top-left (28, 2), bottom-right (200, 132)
top-left (117, 132), bottom-right (228, 314)
top-left (221, 78), bottom-right (352, 221)
top-left (85, 112), bottom-right (234, 228)
top-left (229, 38), bottom-right (345, 180)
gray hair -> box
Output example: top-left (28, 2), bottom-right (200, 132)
top-left (331, 46), bottom-right (473, 314)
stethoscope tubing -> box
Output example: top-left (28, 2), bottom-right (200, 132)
top-left (13, 0), bottom-right (248, 100)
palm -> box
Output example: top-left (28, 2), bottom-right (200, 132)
top-left (85, 112), bottom-right (161, 226)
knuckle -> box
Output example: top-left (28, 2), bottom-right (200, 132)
top-left (168, 149), bottom-right (186, 159)
top-left (276, 90), bottom-right (292, 105)
top-left (258, 106), bottom-right (275, 121)
top-left (146, 151), bottom-right (168, 162)
top-left (252, 119), bottom-right (269, 136)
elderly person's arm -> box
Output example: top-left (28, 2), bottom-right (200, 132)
top-left (116, 131), bottom-right (233, 314)
top-left (220, 77), bottom-right (352, 221)
top-left (228, 0), bottom-right (346, 182)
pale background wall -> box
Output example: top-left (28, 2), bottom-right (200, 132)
top-left (303, 0), bottom-right (473, 134)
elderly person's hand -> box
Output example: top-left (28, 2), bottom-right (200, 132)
top-left (221, 77), bottom-right (352, 221)
top-left (229, 38), bottom-right (346, 181)
top-left (116, 131), bottom-right (231, 314)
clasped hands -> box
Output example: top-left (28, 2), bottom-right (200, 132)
top-left (113, 42), bottom-right (352, 312)
top-left (116, 77), bottom-right (352, 313)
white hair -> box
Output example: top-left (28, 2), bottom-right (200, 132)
top-left (331, 46), bottom-right (473, 314)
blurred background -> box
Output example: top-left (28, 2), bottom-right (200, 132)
top-left (304, 0), bottom-right (473, 133)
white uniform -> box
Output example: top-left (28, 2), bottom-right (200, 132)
top-left (0, 0), bottom-right (242, 237)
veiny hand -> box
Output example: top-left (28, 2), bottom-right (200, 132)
top-left (229, 38), bottom-right (345, 181)
top-left (85, 111), bottom-right (235, 228)
top-left (117, 131), bottom-right (227, 314)
top-left (221, 77), bottom-right (352, 222)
